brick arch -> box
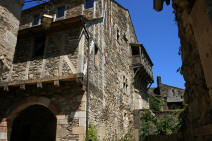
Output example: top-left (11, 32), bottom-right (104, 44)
top-left (6, 96), bottom-right (58, 141)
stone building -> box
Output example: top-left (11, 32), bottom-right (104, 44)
top-left (148, 76), bottom-right (184, 110)
top-left (0, 0), bottom-right (24, 75)
top-left (0, 0), bottom-right (153, 140)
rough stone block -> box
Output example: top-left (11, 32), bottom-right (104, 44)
top-left (72, 127), bottom-right (86, 135)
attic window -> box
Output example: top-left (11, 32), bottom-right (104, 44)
top-left (32, 15), bottom-right (40, 26)
top-left (33, 36), bottom-right (46, 58)
top-left (85, 0), bottom-right (94, 9)
top-left (56, 6), bottom-right (65, 18)
top-left (131, 46), bottom-right (140, 56)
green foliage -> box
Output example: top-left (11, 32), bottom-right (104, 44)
top-left (87, 124), bottom-right (98, 141)
top-left (149, 95), bottom-right (164, 115)
top-left (140, 110), bottom-right (184, 140)
top-left (140, 110), bottom-right (156, 141)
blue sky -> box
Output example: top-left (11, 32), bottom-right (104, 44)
top-left (23, 0), bottom-right (185, 89)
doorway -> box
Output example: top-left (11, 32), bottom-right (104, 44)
top-left (10, 105), bottom-right (57, 141)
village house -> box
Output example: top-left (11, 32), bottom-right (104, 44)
top-left (0, 0), bottom-right (153, 140)
top-left (148, 76), bottom-right (184, 110)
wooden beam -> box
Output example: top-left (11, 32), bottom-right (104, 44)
top-left (54, 80), bottom-right (60, 87)
top-left (4, 86), bottom-right (9, 92)
top-left (37, 82), bottom-right (43, 88)
top-left (0, 73), bottom-right (83, 87)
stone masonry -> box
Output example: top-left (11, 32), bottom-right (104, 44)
top-left (0, 0), bottom-right (24, 74)
top-left (0, 0), bottom-right (154, 140)
top-left (148, 76), bottom-right (184, 110)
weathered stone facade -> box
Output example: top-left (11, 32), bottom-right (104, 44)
top-left (0, 0), bottom-right (153, 140)
top-left (0, 0), bottom-right (24, 74)
top-left (148, 76), bottom-right (184, 110)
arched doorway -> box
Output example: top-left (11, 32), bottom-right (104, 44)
top-left (10, 105), bottom-right (57, 141)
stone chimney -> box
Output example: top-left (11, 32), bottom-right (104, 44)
top-left (157, 76), bottom-right (161, 87)
top-left (0, 0), bottom-right (24, 74)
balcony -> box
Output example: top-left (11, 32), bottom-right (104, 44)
top-left (130, 43), bottom-right (153, 80)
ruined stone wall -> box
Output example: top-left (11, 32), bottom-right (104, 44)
top-left (0, 82), bottom-right (86, 141)
top-left (0, 27), bottom-right (82, 83)
top-left (0, 0), bottom-right (24, 74)
top-left (172, 0), bottom-right (212, 140)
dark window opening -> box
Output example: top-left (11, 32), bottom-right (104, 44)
top-left (123, 33), bottom-right (128, 43)
top-left (85, 0), bottom-right (94, 9)
top-left (131, 46), bottom-right (140, 56)
top-left (57, 7), bottom-right (65, 18)
top-left (32, 15), bottom-right (40, 26)
top-left (33, 36), bottom-right (46, 58)
top-left (94, 45), bottom-right (99, 66)
top-left (117, 29), bottom-right (120, 40)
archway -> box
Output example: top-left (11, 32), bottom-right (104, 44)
top-left (10, 105), bottom-right (57, 141)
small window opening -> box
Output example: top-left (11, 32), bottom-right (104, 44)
top-left (117, 29), bottom-right (120, 40)
top-left (131, 46), bottom-right (140, 56)
top-left (123, 33), bottom-right (128, 43)
top-left (85, 0), bottom-right (94, 9)
top-left (94, 45), bottom-right (99, 66)
top-left (56, 6), bottom-right (65, 18)
top-left (32, 15), bottom-right (40, 26)
top-left (123, 76), bottom-right (128, 93)
top-left (33, 36), bottom-right (46, 58)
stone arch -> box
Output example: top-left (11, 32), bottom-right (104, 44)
top-left (6, 96), bottom-right (58, 141)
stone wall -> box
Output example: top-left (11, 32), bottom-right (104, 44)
top-left (0, 0), bottom-right (24, 74)
top-left (172, 0), bottom-right (212, 140)
top-left (0, 82), bottom-right (86, 141)
top-left (0, 26), bottom-right (82, 83)
top-left (0, 0), bottom-right (154, 140)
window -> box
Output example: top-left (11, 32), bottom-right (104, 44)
top-left (131, 46), bottom-right (140, 55)
top-left (56, 6), bottom-right (65, 18)
top-left (32, 15), bottom-right (40, 26)
top-left (85, 0), bottom-right (94, 9)
top-left (94, 45), bottom-right (99, 66)
top-left (33, 36), bottom-right (46, 58)
top-left (117, 29), bottom-right (120, 40)
top-left (123, 33), bottom-right (128, 43)
top-left (123, 76), bottom-right (128, 93)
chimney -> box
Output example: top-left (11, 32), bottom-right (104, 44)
top-left (157, 76), bottom-right (161, 87)
top-left (0, 0), bottom-right (23, 74)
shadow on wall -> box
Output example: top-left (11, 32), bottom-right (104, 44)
top-left (13, 27), bottom-right (82, 64)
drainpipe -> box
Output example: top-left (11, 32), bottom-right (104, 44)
top-left (80, 16), bottom-right (90, 140)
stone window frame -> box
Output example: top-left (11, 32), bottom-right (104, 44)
top-left (53, 5), bottom-right (67, 22)
top-left (119, 72), bottom-right (130, 94)
top-left (31, 13), bottom-right (42, 27)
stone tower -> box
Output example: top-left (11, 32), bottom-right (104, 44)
top-left (0, 0), bottom-right (24, 74)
